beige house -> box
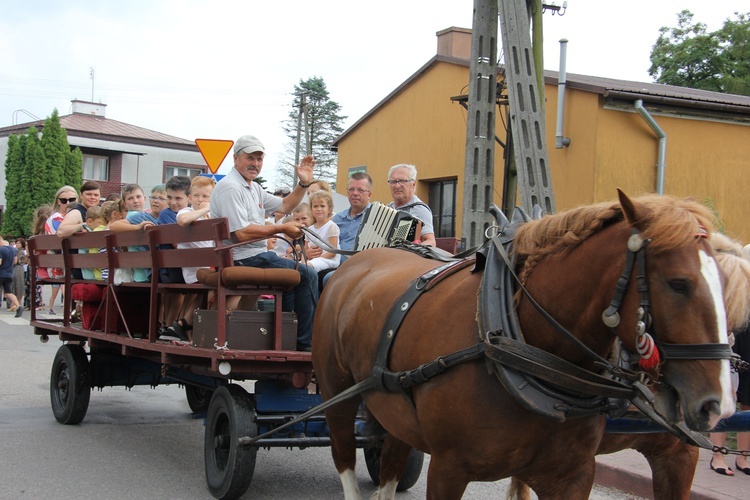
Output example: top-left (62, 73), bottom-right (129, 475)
top-left (334, 27), bottom-right (750, 242)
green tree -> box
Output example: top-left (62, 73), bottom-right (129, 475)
top-left (649, 10), bottom-right (750, 96)
top-left (278, 76), bottom-right (346, 189)
top-left (25, 127), bottom-right (48, 233)
top-left (40, 109), bottom-right (66, 191)
top-left (1, 134), bottom-right (23, 235)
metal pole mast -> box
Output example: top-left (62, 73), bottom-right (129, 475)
top-left (293, 93), bottom-right (306, 186)
top-left (461, 0), bottom-right (499, 250)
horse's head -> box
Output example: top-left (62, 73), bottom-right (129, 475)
top-left (617, 190), bottom-right (735, 431)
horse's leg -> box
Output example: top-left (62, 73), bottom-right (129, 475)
top-left (525, 457), bottom-right (595, 500)
top-left (373, 433), bottom-right (413, 500)
top-left (424, 456), bottom-right (470, 500)
top-left (634, 434), bottom-right (698, 500)
top-left (325, 397), bottom-right (363, 500)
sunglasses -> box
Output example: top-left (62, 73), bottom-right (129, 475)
top-left (58, 197), bottom-right (78, 204)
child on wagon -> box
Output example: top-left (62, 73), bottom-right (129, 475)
top-left (305, 190), bottom-right (340, 272)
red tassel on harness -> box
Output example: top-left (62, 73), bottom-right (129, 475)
top-left (636, 332), bottom-right (661, 370)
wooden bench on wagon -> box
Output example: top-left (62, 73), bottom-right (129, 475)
top-left (28, 218), bottom-right (304, 358)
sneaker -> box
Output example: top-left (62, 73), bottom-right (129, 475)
top-left (159, 332), bottom-right (181, 342)
top-left (15, 307), bottom-right (23, 318)
top-left (165, 320), bottom-right (190, 342)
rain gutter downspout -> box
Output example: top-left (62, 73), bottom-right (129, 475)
top-left (634, 99), bottom-right (666, 195)
top-left (555, 39), bottom-right (571, 148)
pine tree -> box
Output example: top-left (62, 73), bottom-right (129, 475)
top-left (66, 146), bottom-right (83, 189)
top-left (1, 135), bottom-right (22, 235)
top-left (278, 77), bottom-right (346, 189)
top-left (24, 127), bottom-right (48, 234)
top-left (40, 109), bottom-right (69, 191)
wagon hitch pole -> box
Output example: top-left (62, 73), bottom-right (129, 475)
top-left (238, 379), bottom-right (376, 447)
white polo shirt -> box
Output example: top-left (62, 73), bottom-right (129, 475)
top-left (210, 168), bottom-right (283, 261)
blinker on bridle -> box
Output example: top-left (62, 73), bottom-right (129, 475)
top-left (601, 226), bottom-right (733, 370)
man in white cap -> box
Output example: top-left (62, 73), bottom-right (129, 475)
top-left (211, 135), bottom-right (318, 351)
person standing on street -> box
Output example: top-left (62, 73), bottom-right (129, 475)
top-left (0, 236), bottom-right (23, 317)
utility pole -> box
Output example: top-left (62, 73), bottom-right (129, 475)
top-left (460, 0), bottom-right (499, 250)
top-left (293, 92), bottom-right (307, 186)
top-left (497, 0), bottom-right (555, 214)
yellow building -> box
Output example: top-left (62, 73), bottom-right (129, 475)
top-left (334, 27), bottom-right (750, 242)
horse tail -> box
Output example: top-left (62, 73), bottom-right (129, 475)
top-left (506, 476), bottom-right (531, 500)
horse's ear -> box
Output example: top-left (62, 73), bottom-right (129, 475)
top-left (617, 189), bottom-right (644, 228)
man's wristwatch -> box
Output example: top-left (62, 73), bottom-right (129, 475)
top-left (298, 181), bottom-right (311, 188)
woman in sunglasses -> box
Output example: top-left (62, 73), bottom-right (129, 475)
top-left (42, 185), bottom-right (78, 314)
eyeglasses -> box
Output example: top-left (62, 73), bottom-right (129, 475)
top-left (347, 188), bottom-right (371, 194)
top-left (58, 197), bottom-right (77, 204)
top-left (149, 196), bottom-right (167, 202)
top-left (387, 179), bottom-right (413, 186)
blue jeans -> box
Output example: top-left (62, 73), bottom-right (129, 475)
top-left (234, 251), bottom-right (318, 349)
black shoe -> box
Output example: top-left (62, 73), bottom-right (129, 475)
top-left (14, 307), bottom-right (23, 318)
top-left (710, 457), bottom-right (734, 476)
top-left (165, 319), bottom-right (190, 342)
top-left (297, 344), bottom-right (312, 352)
top-left (736, 460), bottom-right (750, 475)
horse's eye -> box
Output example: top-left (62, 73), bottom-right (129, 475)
top-left (668, 279), bottom-right (690, 295)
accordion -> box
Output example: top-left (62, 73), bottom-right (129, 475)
top-left (354, 202), bottom-right (419, 251)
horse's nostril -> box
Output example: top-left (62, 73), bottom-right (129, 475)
top-left (703, 400), bottom-right (721, 416)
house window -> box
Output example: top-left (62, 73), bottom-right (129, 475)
top-left (428, 179), bottom-right (456, 238)
top-left (165, 166), bottom-right (202, 180)
top-left (83, 155), bottom-right (109, 181)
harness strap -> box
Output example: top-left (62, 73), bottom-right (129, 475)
top-left (658, 343), bottom-right (734, 360)
top-left (372, 258), bottom-right (475, 392)
top-left (380, 343), bottom-right (487, 392)
top-left (484, 336), bottom-right (636, 400)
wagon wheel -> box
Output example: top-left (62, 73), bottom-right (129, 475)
top-left (204, 384), bottom-right (258, 499)
top-left (50, 344), bottom-right (91, 425)
top-left (364, 445), bottom-right (424, 492)
top-left (185, 384), bottom-right (214, 413)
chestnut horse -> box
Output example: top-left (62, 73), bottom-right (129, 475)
top-left (588, 232), bottom-right (750, 500)
top-left (312, 191), bottom-right (736, 499)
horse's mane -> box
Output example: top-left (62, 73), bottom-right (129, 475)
top-left (711, 232), bottom-right (750, 331)
top-left (513, 194), bottom-right (716, 285)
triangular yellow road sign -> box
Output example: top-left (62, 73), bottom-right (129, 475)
top-left (195, 139), bottom-right (234, 174)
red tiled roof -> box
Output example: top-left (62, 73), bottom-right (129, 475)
top-left (0, 112), bottom-right (195, 150)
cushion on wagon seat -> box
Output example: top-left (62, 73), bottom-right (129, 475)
top-left (72, 283), bottom-right (105, 302)
top-left (196, 267), bottom-right (300, 290)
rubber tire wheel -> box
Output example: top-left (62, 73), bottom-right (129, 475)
top-left (204, 384), bottom-right (258, 499)
top-left (364, 445), bottom-right (424, 492)
top-left (50, 344), bottom-right (91, 425)
top-left (185, 384), bottom-right (214, 413)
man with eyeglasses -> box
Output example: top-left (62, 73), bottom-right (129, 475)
top-left (316, 172), bottom-right (373, 289)
top-left (387, 163), bottom-right (436, 246)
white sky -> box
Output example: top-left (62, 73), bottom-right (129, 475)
top-left (1, 0), bottom-right (747, 187)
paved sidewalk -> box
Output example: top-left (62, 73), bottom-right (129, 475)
top-left (595, 446), bottom-right (748, 499)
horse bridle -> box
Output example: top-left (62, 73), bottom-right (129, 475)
top-left (601, 228), bottom-right (733, 367)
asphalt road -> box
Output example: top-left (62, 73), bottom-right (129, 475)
top-left (0, 310), bottom-right (637, 499)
